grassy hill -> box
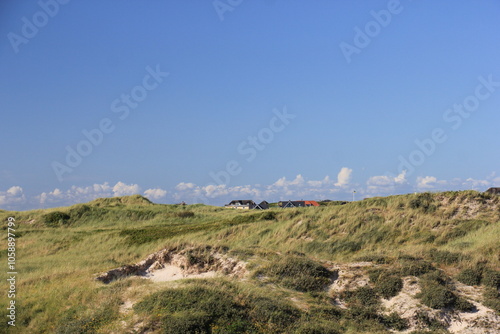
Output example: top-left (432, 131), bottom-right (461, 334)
top-left (1, 191), bottom-right (499, 333)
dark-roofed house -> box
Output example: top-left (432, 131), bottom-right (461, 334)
top-left (485, 187), bottom-right (500, 195)
top-left (254, 201), bottom-right (269, 210)
top-left (225, 200), bottom-right (257, 210)
top-left (278, 200), bottom-right (320, 208)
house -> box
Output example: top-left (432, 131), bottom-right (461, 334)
top-left (225, 200), bottom-right (271, 210)
top-left (485, 187), bottom-right (500, 195)
top-left (254, 201), bottom-right (269, 210)
top-left (278, 200), bottom-right (320, 208)
top-left (225, 200), bottom-right (257, 210)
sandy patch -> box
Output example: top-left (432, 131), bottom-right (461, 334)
top-left (96, 246), bottom-right (247, 284)
top-left (145, 265), bottom-right (217, 282)
top-left (381, 277), bottom-right (500, 334)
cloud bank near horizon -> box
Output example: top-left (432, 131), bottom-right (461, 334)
top-left (1, 167), bottom-right (499, 211)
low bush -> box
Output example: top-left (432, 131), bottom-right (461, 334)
top-left (174, 211), bottom-right (195, 218)
top-left (184, 246), bottom-right (216, 267)
top-left (414, 311), bottom-right (446, 331)
top-left (428, 249), bottom-right (464, 265)
top-left (368, 268), bottom-right (387, 283)
top-left (293, 322), bottom-right (340, 334)
top-left (161, 311), bottom-right (212, 334)
top-left (409, 193), bottom-right (436, 213)
top-left (482, 269), bottom-right (500, 288)
top-left (399, 259), bottom-right (435, 277)
top-left (134, 284), bottom-right (248, 333)
top-left (375, 274), bottom-right (403, 299)
top-left (307, 306), bottom-right (342, 321)
top-left (249, 297), bottom-right (301, 331)
top-left (344, 305), bottom-right (380, 321)
top-left (421, 270), bottom-right (451, 286)
top-left (455, 297), bottom-right (476, 312)
top-left (42, 211), bottom-right (71, 227)
top-left (258, 256), bottom-right (332, 292)
top-left (56, 301), bottom-right (119, 334)
top-left (381, 312), bottom-right (408, 331)
top-left (211, 318), bottom-right (254, 334)
top-left (418, 282), bottom-right (456, 309)
top-left (483, 287), bottom-right (500, 313)
top-left (341, 286), bottom-right (379, 307)
top-left (259, 211), bottom-right (277, 221)
top-left (134, 282), bottom-right (305, 333)
top-left (456, 268), bottom-right (482, 286)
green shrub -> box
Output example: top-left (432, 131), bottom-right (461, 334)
top-left (341, 286), bottom-right (379, 307)
top-left (68, 204), bottom-right (92, 220)
top-left (409, 193), bottom-right (436, 213)
top-left (428, 249), bottom-right (464, 265)
top-left (455, 297), bottom-right (476, 312)
top-left (249, 297), bottom-right (301, 330)
top-left (368, 268), bottom-right (387, 283)
top-left (42, 211), bottom-right (70, 227)
top-left (375, 274), bottom-right (403, 299)
top-left (185, 246), bottom-right (216, 266)
top-left (259, 211), bottom-right (277, 221)
top-left (307, 306), bottom-right (342, 321)
top-left (344, 305), bottom-right (379, 320)
top-left (421, 270), bottom-right (450, 286)
top-left (414, 311), bottom-right (446, 331)
top-left (258, 256), bottom-right (332, 292)
top-left (483, 287), bottom-right (500, 313)
top-left (482, 269), bottom-right (500, 288)
top-left (160, 311), bottom-right (212, 334)
top-left (293, 322), bottom-right (340, 334)
top-left (381, 312), bottom-right (408, 331)
top-left (134, 285), bottom-right (247, 333)
top-left (211, 318), bottom-right (254, 334)
top-left (174, 211), bottom-right (195, 218)
top-left (418, 282), bottom-right (456, 309)
top-left (399, 259), bottom-right (435, 277)
top-left (56, 301), bottom-right (119, 334)
top-left (456, 268), bottom-right (482, 286)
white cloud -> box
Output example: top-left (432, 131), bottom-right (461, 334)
top-left (308, 176), bottom-right (332, 187)
top-left (144, 188), bottom-right (167, 200)
top-left (17, 170), bottom-right (500, 211)
top-left (37, 181), bottom-right (141, 207)
top-left (175, 182), bottom-right (196, 191)
top-left (7, 186), bottom-right (23, 197)
top-left (112, 182), bottom-right (140, 196)
top-left (462, 178), bottom-right (490, 190)
top-left (394, 170), bottom-right (407, 184)
top-left (171, 170), bottom-right (354, 204)
top-left (366, 171), bottom-right (408, 194)
top-left (273, 174), bottom-right (305, 188)
top-left (416, 176), bottom-right (439, 190)
top-left (335, 167), bottom-right (352, 187)
top-left (0, 186), bottom-right (26, 208)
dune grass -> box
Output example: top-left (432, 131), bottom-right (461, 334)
top-left (0, 191), bottom-right (498, 332)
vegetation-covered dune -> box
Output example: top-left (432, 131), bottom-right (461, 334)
top-left (1, 191), bottom-right (499, 333)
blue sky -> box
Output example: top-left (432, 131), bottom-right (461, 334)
top-left (1, 0), bottom-right (500, 210)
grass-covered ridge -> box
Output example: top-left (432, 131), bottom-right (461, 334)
top-left (0, 191), bottom-right (499, 333)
